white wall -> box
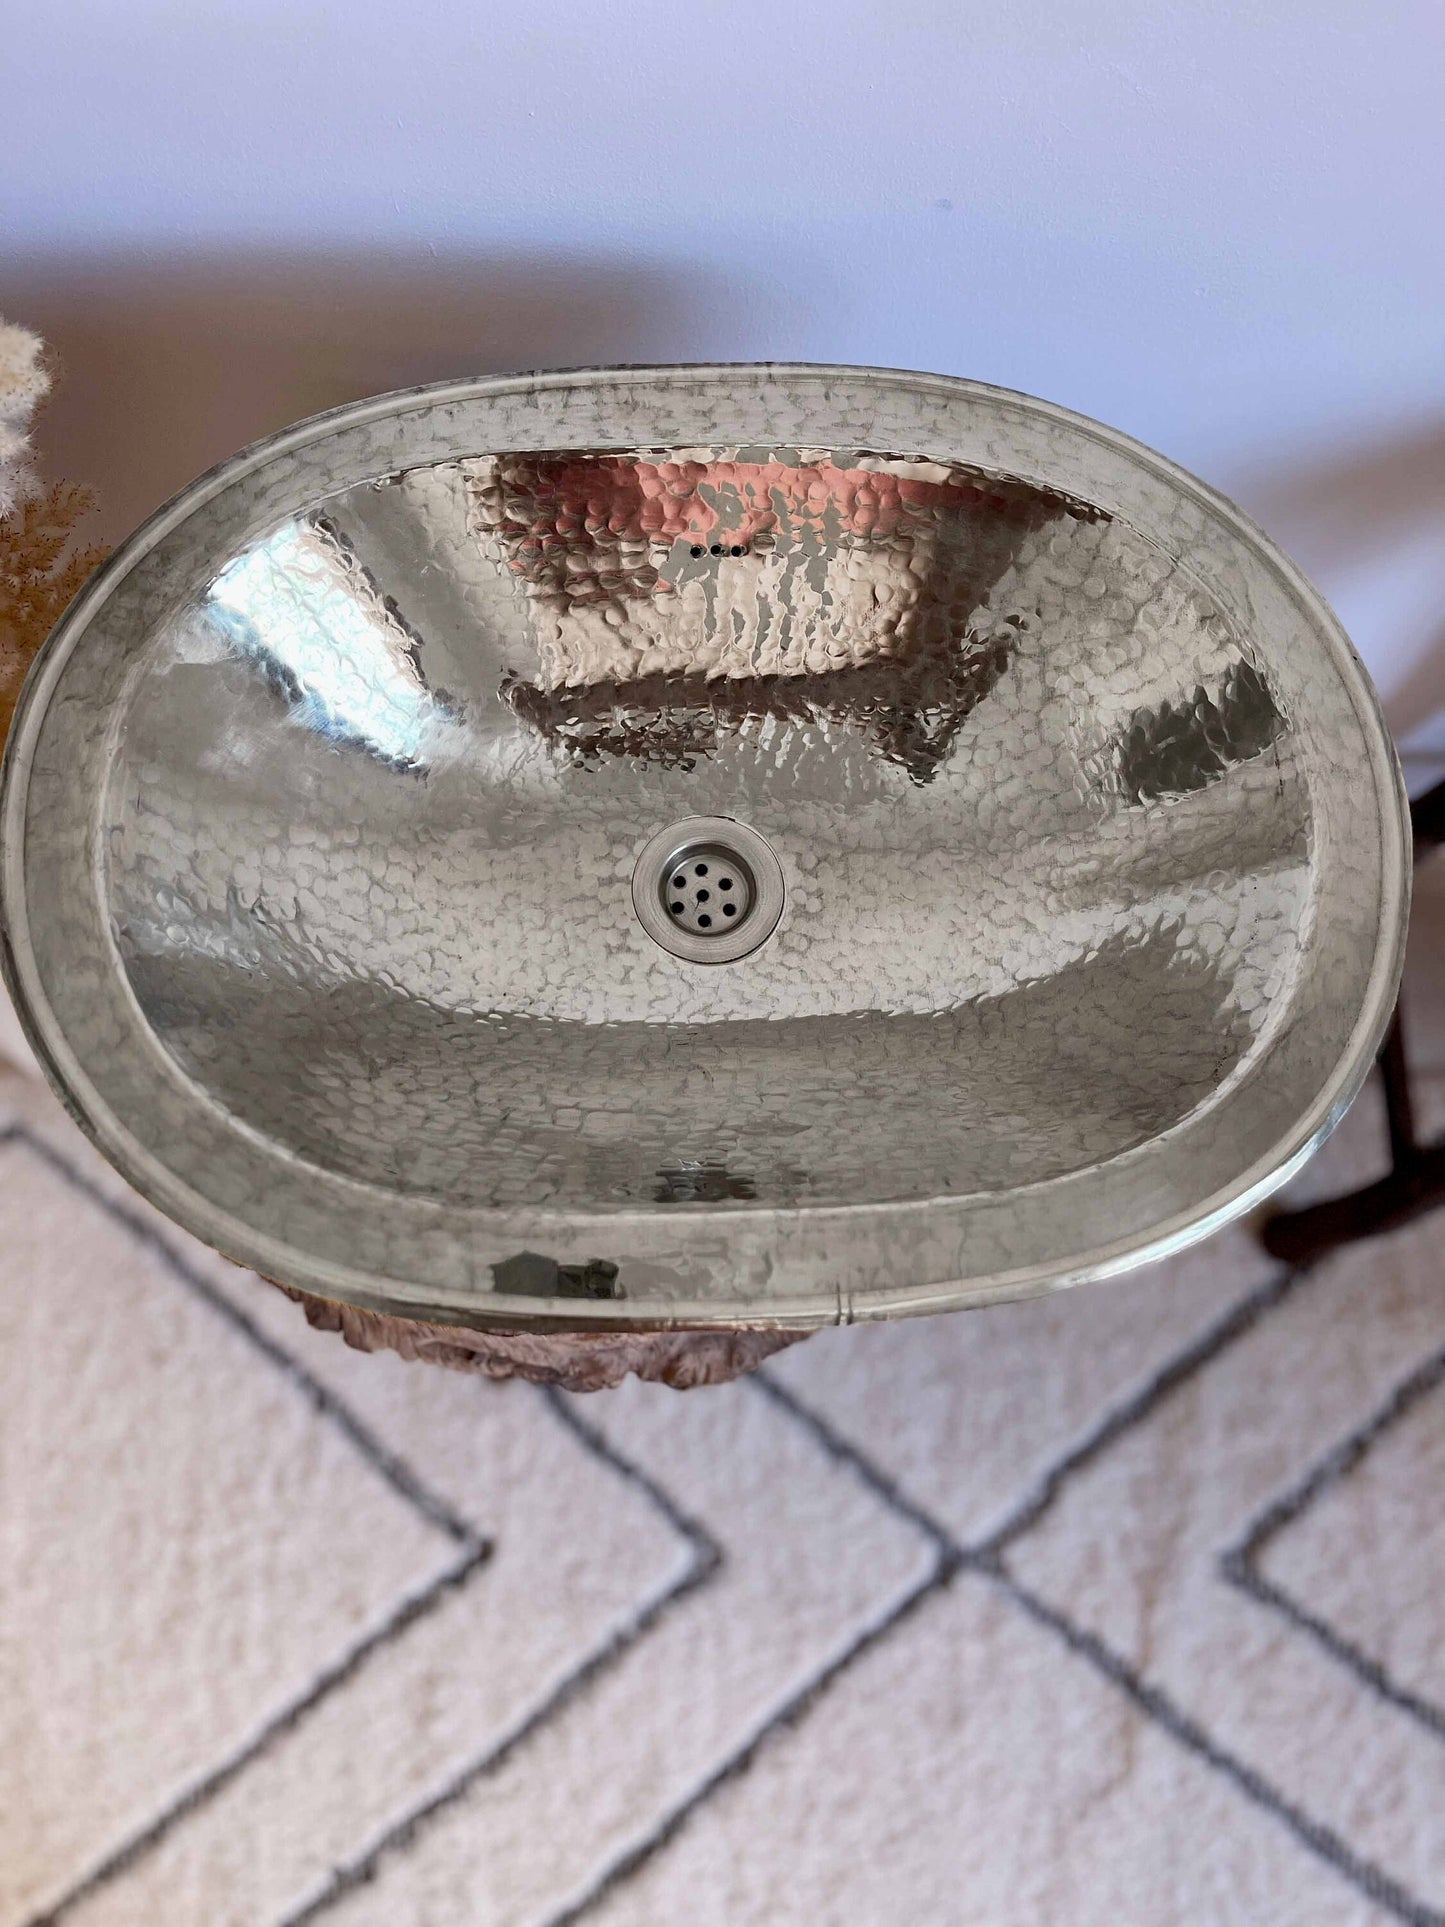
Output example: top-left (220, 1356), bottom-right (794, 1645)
top-left (8, 0), bottom-right (1445, 759)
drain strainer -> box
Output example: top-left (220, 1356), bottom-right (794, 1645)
top-left (632, 816), bottom-right (786, 964)
top-left (661, 842), bottom-right (755, 937)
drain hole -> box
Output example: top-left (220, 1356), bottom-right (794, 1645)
top-left (639, 828), bottom-right (778, 957)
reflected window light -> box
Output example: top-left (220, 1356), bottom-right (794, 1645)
top-left (208, 519), bottom-right (441, 767)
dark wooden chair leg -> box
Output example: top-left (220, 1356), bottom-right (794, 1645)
top-left (1260, 776), bottom-right (1445, 1264)
top-left (1261, 998), bottom-right (1445, 1262)
top-left (1259, 1140), bottom-right (1445, 1263)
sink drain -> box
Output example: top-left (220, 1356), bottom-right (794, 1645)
top-left (632, 816), bottom-right (785, 964)
top-left (662, 843), bottom-right (756, 937)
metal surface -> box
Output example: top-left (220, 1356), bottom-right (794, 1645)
top-left (0, 365), bottom-right (1411, 1331)
top-left (631, 815), bottom-right (783, 964)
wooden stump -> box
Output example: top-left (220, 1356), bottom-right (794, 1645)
top-left (268, 1280), bottom-right (809, 1391)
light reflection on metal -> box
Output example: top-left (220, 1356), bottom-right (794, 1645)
top-left (469, 451), bottom-right (1094, 781)
top-left (208, 518), bottom-right (443, 769)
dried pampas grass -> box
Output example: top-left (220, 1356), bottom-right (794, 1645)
top-left (0, 320), bottom-right (107, 740)
top-left (0, 323), bottom-right (50, 518)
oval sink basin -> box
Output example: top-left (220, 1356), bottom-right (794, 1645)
top-left (0, 366), bottom-right (1408, 1330)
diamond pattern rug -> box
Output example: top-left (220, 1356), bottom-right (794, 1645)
top-left (2, 871), bottom-right (1443, 1927)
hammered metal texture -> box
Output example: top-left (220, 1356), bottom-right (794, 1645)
top-left (0, 367), bottom-right (1409, 1330)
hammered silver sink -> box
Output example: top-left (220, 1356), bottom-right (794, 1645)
top-left (0, 365), bottom-right (1409, 1331)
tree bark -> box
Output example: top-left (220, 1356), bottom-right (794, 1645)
top-left (267, 1279), bottom-right (809, 1391)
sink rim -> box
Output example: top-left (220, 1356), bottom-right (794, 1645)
top-left (0, 362), bottom-right (1410, 1330)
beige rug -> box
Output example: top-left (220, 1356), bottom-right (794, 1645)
top-left (1, 861), bottom-right (1442, 1927)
